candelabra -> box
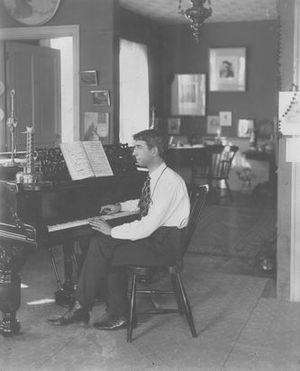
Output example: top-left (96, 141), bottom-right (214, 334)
top-left (16, 127), bottom-right (39, 184)
top-left (5, 90), bottom-right (18, 167)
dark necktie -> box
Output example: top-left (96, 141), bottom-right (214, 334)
top-left (138, 175), bottom-right (151, 217)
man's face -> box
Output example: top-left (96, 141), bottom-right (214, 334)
top-left (133, 140), bottom-right (155, 167)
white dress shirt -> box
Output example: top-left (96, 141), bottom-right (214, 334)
top-left (111, 162), bottom-right (190, 241)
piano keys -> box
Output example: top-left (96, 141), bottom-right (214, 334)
top-left (47, 210), bottom-right (139, 233)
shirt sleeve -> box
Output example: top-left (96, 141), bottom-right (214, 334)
top-left (111, 179), bottom-right (181, 240)
top-left (119, 199), bottom-right (139, 212)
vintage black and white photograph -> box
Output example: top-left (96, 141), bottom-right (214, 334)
top-left (0, 0), bottom-right (293, 370)
top-left (80, 70), bottom-right (98, 86)
top-left (219, 111), bottom-right (232, 127)
top-left (171, 73), bottom-right (206, 116)
top-left (91, 89), bottom-right (110, 106)
top-left (167, 117), bottom-right (181, 134)
top-left (209, 47), bottom-right (246, 91)
top-left (238, 118), bottom-right (254, 137)
top-left (207, 115), bottom-right (221, 134)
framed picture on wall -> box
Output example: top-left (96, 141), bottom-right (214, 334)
top-left (238, 119), bottom-right (254, 137)
top-left (171, 74), bottom-right (206, 116)
top-left (168, 118), bottom-right (181, 135)
top-left (91, 90), bottom-right (110, 106)
top-left (209, 48), bottom-right (246, 92)
top-left (219, 111), bottom-right (232, 127)
top-left (207, 115), bottom-right (221, 134)
top-left (80, 70), bottom-right (98, 86)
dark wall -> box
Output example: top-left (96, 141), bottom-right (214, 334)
top-left (161, 20), bottom-right (279, 141)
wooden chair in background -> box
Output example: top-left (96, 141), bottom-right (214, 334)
top-left (192, 145), bottom-right (238, 203)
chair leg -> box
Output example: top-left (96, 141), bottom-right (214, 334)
top-left (170, 272), bottom-right (184, 315)
top-left (175, 273), bottom-right (197, 338)
top-left (225, 179), bottom-right (233, 201)
top-left (48, 248), bottom-right (63, 291)
top-left (127, 272), bottom-right (137, 343)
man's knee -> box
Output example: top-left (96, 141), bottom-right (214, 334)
top-left (88, 234), bottom-right (116, 260)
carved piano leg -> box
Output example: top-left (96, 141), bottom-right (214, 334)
top-left (0, 239), bottom-right (26, 336)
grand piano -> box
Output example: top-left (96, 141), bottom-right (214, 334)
top-left (0, 145), bottom-right (146, 336)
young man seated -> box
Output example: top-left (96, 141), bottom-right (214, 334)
top-left (48, 129), bottom-right (190, 330)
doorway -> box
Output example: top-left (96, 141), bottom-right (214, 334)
top-left (0, 25), bottom-right (79, 151)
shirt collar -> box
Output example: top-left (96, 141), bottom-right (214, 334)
top-left (149, 162), bottom-right (167, 181)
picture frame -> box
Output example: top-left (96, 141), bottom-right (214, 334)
top-left (168, 118), bottom-right (181, 135)
top-left (209, 48), bottom-right (246, 92)
top-left (219, 111), bottom-right (232, 127)
top-left (171, 74), bottom-right (206, 116)
top-left (91, 90), bottom-right (110, 106)
top-left (84, 111), bottom-right (110, 140)
top-left (80, 70), bottom-right (98, 86)
top-left (207, 115), bottom-right (221, 134)
top-left (238, 119), bottom-right (254, 138)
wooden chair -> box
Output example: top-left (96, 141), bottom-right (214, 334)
top-left (126, 184), bottom-right (209, 342)
top-left (192, 145), bottom-right (238, 202)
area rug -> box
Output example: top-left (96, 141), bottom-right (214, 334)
top-left (189, 205), bottom-right (277, 258)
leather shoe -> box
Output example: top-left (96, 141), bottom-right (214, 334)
top-left (47, 306), bottom-right (89, 326)
top-left (93, 314), bottom-right (129, 331)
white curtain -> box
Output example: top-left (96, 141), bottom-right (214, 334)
top-left (119, 39), bottom-right (149, 145)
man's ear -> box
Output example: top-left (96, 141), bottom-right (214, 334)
top-left (151, 146), bottom-right (158, 157)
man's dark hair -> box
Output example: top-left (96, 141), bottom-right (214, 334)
top-left (223, 60), bottom-right (232, 67)
top-left (133, 129), bottom-right (165, 155)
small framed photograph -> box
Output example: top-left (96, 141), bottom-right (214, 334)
top-left (207, 115), bottom-right (221, 134)
top-left (84, 111), bottom-right (110, 140)
top-left (209, 48), bottom-right (246, 91)
top-left (219, 111), bottom-right (232, 127)
top-left (238, 119), bottom-right (254, 138)
top-left (168, 118), bottom-right (181, 135)
top-left (91, 90), bottom-right (110, 106)
top-left (80, 70), bottom-right (98, 86)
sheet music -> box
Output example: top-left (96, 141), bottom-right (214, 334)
top-left (60, 142), bottom-right (94, 180)
top-left (83, 141), bottom-right (113, 177)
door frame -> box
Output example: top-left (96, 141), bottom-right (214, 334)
top-left (0, 25), bottom-right (80, 141)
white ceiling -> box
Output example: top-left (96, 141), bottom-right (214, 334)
top-left (119, 0), bottom-right (278, 24)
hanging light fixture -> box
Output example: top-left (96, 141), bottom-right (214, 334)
top-left (178, 0), bottom-right (212, 42)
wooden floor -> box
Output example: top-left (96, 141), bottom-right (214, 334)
top-left (0, 190), bottom-right (285, 371)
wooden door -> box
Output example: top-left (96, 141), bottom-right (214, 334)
top-left (5, 41), bottom-right (61, 150)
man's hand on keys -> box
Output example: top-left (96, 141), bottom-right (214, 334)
top-left (89, 217), bottom-right (112, 236)
top-left (99, 203), bottom-right (121, 215)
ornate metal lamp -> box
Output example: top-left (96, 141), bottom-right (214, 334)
top-left (178, 0), bottom-right (212, 42)
top-left (5, 90), bottom-right (18, 167)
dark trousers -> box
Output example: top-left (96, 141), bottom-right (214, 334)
top-left (74, 227), bottom-right (182, 316)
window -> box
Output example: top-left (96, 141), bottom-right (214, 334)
top-left (49, 37), bottom-right (74, 142)
top-left (119, 39), bottom-right (149, 145)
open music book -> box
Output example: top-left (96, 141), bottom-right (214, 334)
top-left (60, 141), bottom-right (113, 180)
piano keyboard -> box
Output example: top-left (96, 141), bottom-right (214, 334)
top-left (47, 210), bottom-right (139, 233)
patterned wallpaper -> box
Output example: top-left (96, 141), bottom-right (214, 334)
top-left (119, 0), bottom-right (278, 24)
